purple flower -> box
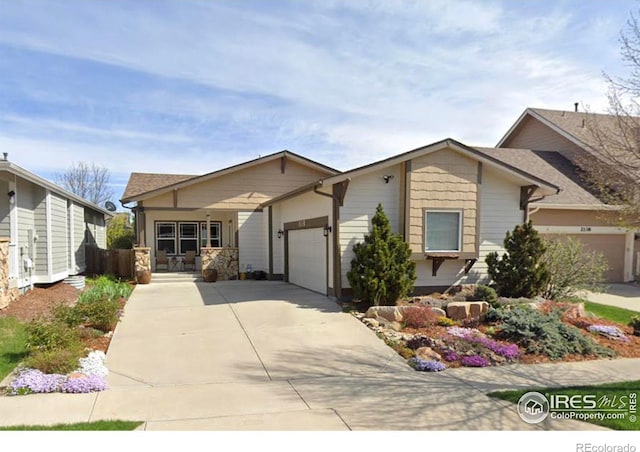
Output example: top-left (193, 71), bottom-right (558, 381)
top-left (587, 324), bottom-right (629, 342)
top-left (443, 351), bottom-right (460, 362)
top-left (470, 336), bottom-right (520, 359)
top-left (460, 355), bottom-right (491, 367)
top-left (446, 326), bottom-right (478, 338)
top-left (60, 374), bottom-right (107, 393)
top-left (8, 369), bottom-right (66, 395)
top-left (411, 358), bottom-right (446, 372)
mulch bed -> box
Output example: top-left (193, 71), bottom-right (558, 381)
top-left (0, 282), bottom-right (128, 354)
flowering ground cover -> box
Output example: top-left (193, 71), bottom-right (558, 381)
top-left (355, 297), bottom-right (640, 372)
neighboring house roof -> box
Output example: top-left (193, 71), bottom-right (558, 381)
top-left (474, 147), bottom-right (609, 207)
top-left (496, 107), bottom-right (635, 158)
top-left (121, 172), bottom-right (196, 201)
top-left (0, 160), bottom-right (113, 217)
top-left (121, 150), bottom-right (340, 203)
top-left (264, 138), bottom-right (560, 207)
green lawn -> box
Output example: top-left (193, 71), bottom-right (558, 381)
top-left (0, 420), bottom-right (143, 431)
top-left (562, 297), bottom-right (637, 325)
top-left (0, 317), bottom-right (28, 381)
top-left (489, 380), bottom-right (640, 430)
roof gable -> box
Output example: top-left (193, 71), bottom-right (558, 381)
top-left (121, 150), bottom-right (339, 203)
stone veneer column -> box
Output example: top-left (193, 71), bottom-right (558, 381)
top-left (201, 247), bottom-right (239, 281)
top-left (0, 238), bottom-right (11, 309)
top-left (133, 247), bottom-right (151, 284)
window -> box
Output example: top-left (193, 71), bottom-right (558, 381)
top-left (200, 222), bottom-right (221, 249)
top-left (179, 223), bottom-right (199, 254)
top-left (156, 223), bottom-right (176, 255)
top-left (425, 210), bottom-right (461, 252)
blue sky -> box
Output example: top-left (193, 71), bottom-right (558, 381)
top-left (0, 0), bottom-right (637, 206)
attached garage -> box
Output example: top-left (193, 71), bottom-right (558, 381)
top-left (287, 227), bottom-right (327, 294)
top-left (541, 233), bottom-right (626, 282)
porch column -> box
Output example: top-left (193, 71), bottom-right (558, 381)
top-left (206, 213), bottom-right (211, 247)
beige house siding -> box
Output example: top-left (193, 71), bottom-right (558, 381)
top-left (414, 166), bottom-right (523, 287)
top-left (238, 211), bottom-right (267, 273)
top-left (501, 115), bottom-right (586, 162)
top-left (144, 159), bottom-right (328, 210)
top-left (531, 209), bottom-right (620, 227)
top-left (408, 149), bottom-right (477, 254)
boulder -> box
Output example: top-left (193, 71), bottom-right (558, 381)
top-left (388, 321), bottom-right (403, 332)
top-left (431, 307), bottom-right (447, 317)
top-left (415, 347), bottom-right (442, 361)
top-left (446, 302), bottom-right (470, 321)
top-left (362, 318), bottom-right (379, 328)
top-left (563, 303), bottom-right (586, 319)
top-left (365, 306), bottom-right (404, 322)
top-left (446, 301), bottom-right (489, 321)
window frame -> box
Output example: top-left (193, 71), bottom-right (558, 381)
top-left (200, 221), bottom-right (222, 249)
top-left (424, 209), bottom-right (463, 253)
top-left (178, 222), bottom-right (199, 255)
top-left (156, 222), bottom-right (177, 255)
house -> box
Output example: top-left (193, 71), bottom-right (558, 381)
top-left (497, 107), bottom-right (640, 282)
top-left (0, 155), bottom-right (112, 303)
top-left (120, 151), bottom-right (339, 273)
top-left (263, 139), bottom-right (559, 297)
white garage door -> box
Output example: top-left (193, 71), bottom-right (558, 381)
top-left (288, 228), bottom-right (327, 294)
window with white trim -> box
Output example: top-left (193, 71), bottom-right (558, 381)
top-left (156, 222), bottom-right (176, 255)
top-left (424, 210), bottom-right (462, 252)
top-left (179, 222), bottom-right (199, 254)
top-left (200, 222), bottom-right (221, 249)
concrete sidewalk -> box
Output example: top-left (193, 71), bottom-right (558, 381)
top-left (582, 283), bottom-right (640, 313)
top-left (0, 276), bottom-right (638, 430)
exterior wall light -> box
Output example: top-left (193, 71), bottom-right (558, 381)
top-left (323, 225), bottom-right (332, 237)
top-left (277, 229), bottom-right (284, 239)
top-left (8, 190), bottom-right (15, 204)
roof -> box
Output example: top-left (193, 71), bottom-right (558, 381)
top-left (0, 160), bottom-right (113, 217)
top-left (474, 147), bottom-right (607, 207)
top-left (497, 107), bottom-right (640, 159)
top-left (264, 138), bottom-right (560, 207)
top-left (121, 172), bottom-right (196, 201)
top-left (121, 150), bottom-right (339, 203)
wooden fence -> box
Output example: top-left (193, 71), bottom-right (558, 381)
top-left (86, 247), bottom-right (134, 278)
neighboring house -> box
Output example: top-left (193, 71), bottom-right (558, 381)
top-left (0, 156), bottom-right (112, 296)
top-left (120, 151), bottom-right (339, 272)
top-left (497, 107), bottom-right (639, 282)
top-left (263, 139), bottom-right (559, 298)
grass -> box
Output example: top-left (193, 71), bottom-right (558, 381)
top-left (0, 317), bottom-right (28, 381)
top-left (489, 380), bottom-right (640, 430)
top-left (561, 297), bottom-right (637, 325)
top-left (0, 420), bottom-right (144, 431)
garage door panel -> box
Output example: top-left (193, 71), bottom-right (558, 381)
top-left (288, 228), bottom-right (327, 294)
top-left (544, 234), bottom-right (625, 282)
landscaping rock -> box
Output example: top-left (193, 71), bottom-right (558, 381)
top-left (362, 318), bottom-right (379, 328)
top-left (446, 301), bottom-right (489, 321)
top-left (563, 302), bottom-right (586, 319)
top-left (365, 306), bottom-right (404, 322)
top-left (431, 307), bottom-right (447, 317)
top-left (415, 297), bottom-right (445, 309)
top-left (415, 347), bottom-right (442, 361)
top-left (388, 321), bottom-right (403, 332)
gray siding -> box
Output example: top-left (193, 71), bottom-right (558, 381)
top-left (85, 209), bottom-right (106, 249)
top-left (72, 203), bottom-right (86, 272)
top-left (33, 187), bottom-right (48, 276)
top-left (0, 179), bottom-right (9, 238)
top-left (50, 193), bottom-right (68, 275)
top-left (16, 179), bottom-right (36, 282)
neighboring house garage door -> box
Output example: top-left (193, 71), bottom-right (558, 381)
top-left (549, 234), bottom-right (626, 282)
top-left (288, 228), bottom-right (327, 294)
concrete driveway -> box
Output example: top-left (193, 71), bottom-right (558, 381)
top-left (1, 273), bottom-right (639, 430)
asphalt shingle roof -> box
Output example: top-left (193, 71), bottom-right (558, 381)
top-left (121, 172), bottom-right (196, 201)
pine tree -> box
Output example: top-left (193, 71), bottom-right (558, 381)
top-left (347, 204), bottom-right (417, 306)
top-left (485, 221), bottom-right (550, 298)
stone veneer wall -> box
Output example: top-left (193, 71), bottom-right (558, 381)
top-left (201, 247), bottom-right (239, 281)
top-left (0, 238), bottom-right (17, 309)
top-left (133, 247), bottom-right (151, 273)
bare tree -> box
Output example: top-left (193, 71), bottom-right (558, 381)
top-left (581, 10), bottom-right (640, 226)
top-left (56, 161), bottom-right (114, 206)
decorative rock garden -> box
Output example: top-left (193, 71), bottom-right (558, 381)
top-left (352, 290), bottom-right (640, 372)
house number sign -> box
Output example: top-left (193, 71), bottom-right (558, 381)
top-left (580, 227), bottom-right (591, 232)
